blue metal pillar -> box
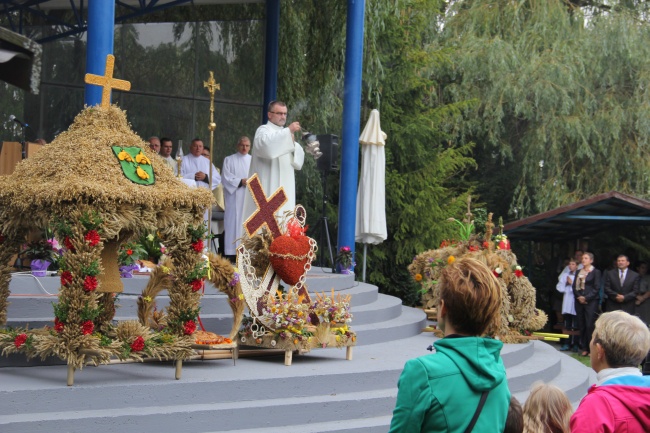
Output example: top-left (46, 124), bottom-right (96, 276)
top-left (337, 0), bottom-right (365, 265)
top-left (84, 0), bottom-right (115, 107)
top-left (262, 0), bottom-right (280, 123)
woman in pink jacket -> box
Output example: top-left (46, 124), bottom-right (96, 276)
top-left (570, 311), bottom-right (650, 433)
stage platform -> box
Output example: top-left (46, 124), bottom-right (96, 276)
top-left (1, 267), bottom-right (595, 432)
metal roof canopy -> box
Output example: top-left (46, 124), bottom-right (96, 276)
top-left (503, 191), bottom-right (650, 242)
top-left (2, 0), bottom-right (261, 43)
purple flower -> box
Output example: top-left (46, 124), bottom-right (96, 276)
top-left (229, 272), bottom-right (240, 286)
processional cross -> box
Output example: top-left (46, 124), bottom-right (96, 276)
top-left (84, 54), bottom-right (131, 109)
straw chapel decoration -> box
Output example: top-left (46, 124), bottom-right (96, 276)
top-left (0, 55), bottom-right (244, 384)
top-left (409, 208), bottom-right (547, 344)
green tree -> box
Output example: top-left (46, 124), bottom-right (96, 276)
top-left (439, 0), bottom-right (650, 218)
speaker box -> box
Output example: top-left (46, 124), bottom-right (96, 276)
top-left (317, 134), bottom-right (339, 172)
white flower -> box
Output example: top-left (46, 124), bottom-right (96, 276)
top-left (241, 337), bottom-right (246, 343)
top-left (516, 266), bottom-right (522, 271)
top-left (270, 340), bottom-right (276, 347)
top-left (495, 267), bottom-right (503, 274)
top-left (146, 234), bottom-right (154, 241)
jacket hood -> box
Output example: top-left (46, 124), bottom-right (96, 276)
top-left (434, 336), bottom-right (506, 392)
top-left (597, 384), bottom-right (650, 422)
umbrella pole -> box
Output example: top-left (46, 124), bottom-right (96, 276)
top-left (362, 244), bottom-right (367, 282)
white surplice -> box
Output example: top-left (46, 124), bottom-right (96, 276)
top-left (162, 155), bottom-right (178, 176)
top-left (242, 122), bottom-right (305, 226)
top-left (222, 152), bottom-right (252, 255)
top-left (181, 154), bottom-right (221, 190)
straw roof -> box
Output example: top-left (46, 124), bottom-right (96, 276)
top-left (0, 105), bottom-right (213, 232)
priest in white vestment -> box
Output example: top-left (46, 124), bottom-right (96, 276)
top-left (160, 137), bottom-right (178, 176)
top-left (242, 101), bottom-right (305, 224)
top-left (181, 138), bottom-right (221, 190)
top-left (222, 136), bottom-right (252, 256)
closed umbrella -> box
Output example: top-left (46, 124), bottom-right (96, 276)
top-left (355, 109), bottom-right (387, 281)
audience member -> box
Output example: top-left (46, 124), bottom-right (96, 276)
top-left (522, 382), bottom-right (572, 433)
top-left (634, 261), bottom-right (650, 324)
top-left (148, 136), bottom-right (161, 153)
top-left (388, 258), bottom-right (510, 433)
top-left (180, 138), bottom-right (220, 190)
top-left (504, 396), bottom-right (524, 433)
top-left (570, 311), bottom-right (650, 433)
top-left (603, 254), bottom-right (640, 314)
top-left (572, 252), bottom-right (601, 357)
top-left (556, 259), bottom-right (579, 352)
top-left (222, 136), bottom-right (252, 260)
top-left (159, 137), bottom-right (177, 176)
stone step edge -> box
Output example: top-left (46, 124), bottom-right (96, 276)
top-left (0, 388), bottom-right (396, 426)
top-left (216, 415), bottom-right (394, 433)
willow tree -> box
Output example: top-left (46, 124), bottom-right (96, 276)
top-left (439, 0), bottom-right (650, 218)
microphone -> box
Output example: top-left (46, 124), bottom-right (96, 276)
top-left (9, 115), bottom-right (27, 127)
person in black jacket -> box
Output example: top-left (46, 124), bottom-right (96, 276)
top-left (603, 254), bottom-right (640, 314)
top-left (573, 252), bottom-right (601, 357)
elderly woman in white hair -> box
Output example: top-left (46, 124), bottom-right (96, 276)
top-left (570, 311), bottom-right (650, 433)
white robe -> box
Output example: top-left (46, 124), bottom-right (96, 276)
top-left (222, 152), bottom-right (251, 255)
top-left (181, 154), bottom-right (221, 190)
top-left (242, 122), bottom-right (305, 225)
top-left (162, 155), bottom-right (178, 176)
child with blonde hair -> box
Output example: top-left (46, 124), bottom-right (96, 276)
top-left (523, 382), bottom-right (572, 433)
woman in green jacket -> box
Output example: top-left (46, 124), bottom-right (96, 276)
top-left (389, 257), bottom-right (511, 433)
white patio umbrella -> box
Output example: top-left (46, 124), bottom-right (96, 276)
top-left (355, 109), bottom-right (387, 281)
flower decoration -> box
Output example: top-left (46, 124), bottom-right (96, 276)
top-left (84, 230), bottom-right (101, 247)
top-left (130, 336), bottom-right (145, 352)
top-left (414, 273), bottom-right (423, 282)
top-left (493, 267), bottom-right (503, 278)
top-left (63, 236), bottom-right (75, 252)
top-left (81, 320), bottom-right (94, 335)
top-left (514, 265), bottom-right (524, 278)
top-left (495, 234), bottom-right (510, 250)
top-left (14, 333), bottom-right (28, 348)
top-left (183, 320), bottom-right (197, 335)
top-left (229, 272), bottom-right (240, 287)
top-left (60, 270), bottom-right (73, 287)
top-left (54, 317), bottom-right (64, 333)
top-left (447, 255), bottom-right (456, 265)
top-left (21, 238), bottom-right (58, 262)
top-left (190, 279), bottom-right (203, 292)
top-left (482, 241), bottom-right (490, 249)
top-left (335, 246), bottom-right (354, 270)
top-left (192, 239), bottom-right (204, 252)
top-left (118, 241), bottom-right (147, 266)
top-left (468, 245), bottom-right (479, 252)
top-left (83, 275), bottom-right (98, 292)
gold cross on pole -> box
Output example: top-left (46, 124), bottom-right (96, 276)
top-left (203, 71), bottom-right (220, 96)
top-left (84, 54), bottom-right (131, 109)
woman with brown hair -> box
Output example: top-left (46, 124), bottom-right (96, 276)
top-left (388, 257), bottom-right (511, 433)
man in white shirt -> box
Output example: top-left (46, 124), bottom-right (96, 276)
top-left (148, 136), bottom-right (161, 154)
top-left (222, 136), bottom-right (252, 259)
top-left (181, 138), bottom-right (221, 190)
top-left (159, 137), bottom-right (177, 176)
top-left (242, 101), bottom-right (305, 224)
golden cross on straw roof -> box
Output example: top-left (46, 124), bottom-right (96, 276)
top-left (84, 54), bottom-right (131, 109)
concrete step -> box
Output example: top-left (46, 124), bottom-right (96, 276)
top-left (351, 305), bottom-right (427, 345)
top-left (0, 389), bottom-right (397, 433)
top-left (208, 416), bottom-right (394, 433)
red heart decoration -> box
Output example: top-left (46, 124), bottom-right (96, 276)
top-left (269, 235), bottom-right (312, 285)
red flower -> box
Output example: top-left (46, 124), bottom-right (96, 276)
top-left (83, 275), bottom-right (98, 292)
top-left (14, 333), bottom-right (27, 348)
top-left (54, 317), bottom-right (64, 333)
top-left (192, 240), bottom-right (204, 252)
top-left (60, 270), bottom-right (73, 286)
top-left (126, 249), bottom-right (133, 255)
top-left (469, 245), bottom-right (479, 252)
top-left (440, 240), bottom-right (450, 248)
top-left (515, 269), bottom-right (524, 278)
top-left (183, 320), bottom-right (197, 335)
top-left (63, 236), bottom-right (75, 252)
top-left (130, 336), bottom-right (145, 352)
top-left (482, 241), bottom-right (490, 249)
top-left (81, 320), bottom-right (94, 335)
top-left (493, 270), bottom-right (500, 278)
top-left (190, 279), bottom-right (204, 292)
top-left (84, 230), bottom-right (100, 247)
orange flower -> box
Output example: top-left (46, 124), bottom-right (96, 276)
top-left (447, 256), bottom-right (455, 264)
top-left (414, 273), bottom-right (423, 282)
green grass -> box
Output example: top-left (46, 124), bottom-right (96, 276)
top-left (569, 352), bottom-right (592, 368)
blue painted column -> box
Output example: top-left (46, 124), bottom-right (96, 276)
top-left (262, 0), bottom-right (280, 123)
top-left (337, 0), bottom-right (365, 264)
top-left (84, 0), bottom-right (115, 106)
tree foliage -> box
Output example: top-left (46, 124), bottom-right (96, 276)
top-left (439, 0), bottom-right (650, 218)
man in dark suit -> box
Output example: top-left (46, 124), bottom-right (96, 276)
top-left (604, 254), bottom-right (640, 314)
